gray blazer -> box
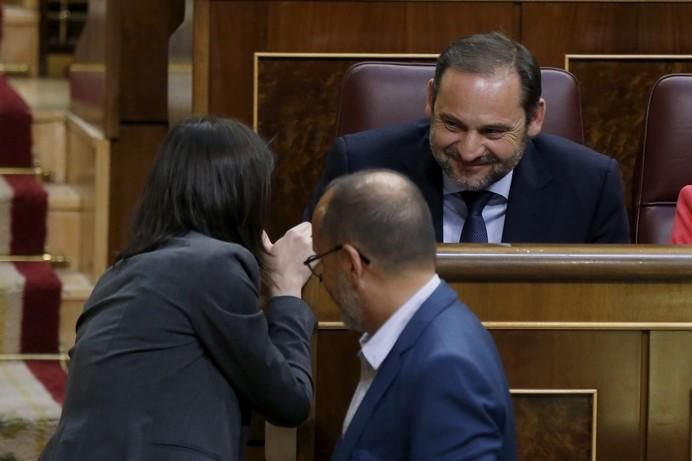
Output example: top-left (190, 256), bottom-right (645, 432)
top-left (40, 232), bottom-right (315, 461)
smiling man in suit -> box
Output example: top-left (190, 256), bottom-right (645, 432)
top-left (306, 32), bottom-right (630, 244)
top-left (308, 170), bottom-right (516, 460)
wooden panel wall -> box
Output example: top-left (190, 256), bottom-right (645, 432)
top-left (199, 1), bottom-right (516, 123)
top-left (647, 331), bottom-right (692, 461)
top-left (568, 57), bottom-right (692, 210)
top-left (197, 0), bottom-right (692, 239)
top-left (522, 3), bottom-right (692, 67)
top-left (69, 0), bottom-right (109, 130)
top-left (168, 0), bottom-right (194, 126)
top-left (522, 2), bottom-right (692, 211)
top-left (71, 0), bottom-right (186, 262)
top-left (512, 391), bottom-right (596, 460)
top-left (256, 56), bottom-right (437, 237)
top-left (196, 0), bottom-right (516, 238)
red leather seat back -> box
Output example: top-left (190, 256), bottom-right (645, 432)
top-left (336, 61), bottom-right (584, 144)
top-left (632, 74), bottom-right (692, 243)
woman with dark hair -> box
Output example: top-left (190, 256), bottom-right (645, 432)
top-left (40, 117), bottom-right (316, 461)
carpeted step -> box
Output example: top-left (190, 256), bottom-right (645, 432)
top-left (0, 263), bottom-right (67, 459)
top-left (0, 267), bottom-right (92, 459)
top-left (0, 71), bottom-right (69, 461)
top-left (0, 175), bottom-right (47, 256)
top-left (0, 359), bottom-right (66, 460)
top-left (0, 262), bottom-right (60, 355)
top-left (0, 74), bottom-right (33, 168)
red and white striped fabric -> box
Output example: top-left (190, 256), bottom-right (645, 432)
top-left (0, 175), bottom-right (47, 256)
top-left (0, 69), bottom-right (66, 460)
top-left (0, 360), bottom-right (66, 459)
top-left (0, 262), bottom-right (60, 354)
top-left (0, 74), bottom-right (33, 169)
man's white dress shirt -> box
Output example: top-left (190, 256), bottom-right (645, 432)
top-left (342, 274), bottom-right (441, 434)
top-left (442, 170), bottom-right (513, 243)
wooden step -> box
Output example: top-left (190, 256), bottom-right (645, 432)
top-left (8, 78), bottom-right (69, 182)
top-left (0, 360), bottom-right (64, 460)
top-left (0, 5), bottom-right (39, 77)
top-left (33, 110), bottom-right (68, 183)
top-left (45, 183), bottom-right (82, 272)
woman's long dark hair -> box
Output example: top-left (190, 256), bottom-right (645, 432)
top-left (116, 117), bottom-right (274, 266)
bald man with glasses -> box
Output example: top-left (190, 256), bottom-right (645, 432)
top-left (307, 169), bottom-right (516, 461)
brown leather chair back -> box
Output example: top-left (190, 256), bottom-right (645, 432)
top-left (632, 74), bottom-right (692, 243)
top-left (336, 62), bottom-right (584, 143)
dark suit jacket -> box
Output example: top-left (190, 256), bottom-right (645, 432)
top-left (40, 232), bottom-right (315, 461)
top-left (306, 120), bottom-right (630, 243)
top-left (331, 281), bottom-right (516, 461)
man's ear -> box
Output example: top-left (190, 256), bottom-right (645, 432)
top-left (527, 97), bottom-right (546, 137)
top-left (425, 78), bottom-right (435, 118)
top-left (341, 244), bottom-right (365, 285)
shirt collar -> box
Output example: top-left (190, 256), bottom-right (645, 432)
top-left (359, 274), bottom-right (441, 371)
top-left (442, 169), bottom-right (513, 201)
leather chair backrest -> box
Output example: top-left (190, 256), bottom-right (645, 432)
top-left (335, 61), bottom-right (584, 144)
top-left (632, 74), bottom-right (692, 243)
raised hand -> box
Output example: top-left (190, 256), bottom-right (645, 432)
top-left (263, 222), bottom-right (313, 298)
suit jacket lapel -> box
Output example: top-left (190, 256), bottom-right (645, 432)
top-left (331, 349), bottom-right (402, 461)
top-left (405, 120), bottom-right (444, 241)
top-left (502, 137), bottom-right (555, 242)
top-left (331, 282), bottom-right (457, 461)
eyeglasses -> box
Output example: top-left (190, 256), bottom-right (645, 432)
top-left (303, 244), bottom-right (371, 282)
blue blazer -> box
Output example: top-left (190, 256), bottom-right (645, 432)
top-left (307, 120), bottom-right (630, 243)
top-left (331, 281), bottom-right (516, 461)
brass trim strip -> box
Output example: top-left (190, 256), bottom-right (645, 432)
top-left (318, 321), bottom-right (348, 330)
top-left (254, 52), bottom-right (438, 59)
top-left (0, 64), bottom-right (30, 75)
top-left (510, 388), bottom-right (597, 394)
top-left (0, 166), bottom-right (44, 176)
top-left (484, 321), bottom-right (692, 330)
top-left (253, 53), bottom-right (259, 131)
top-left (318, 321), bottom-right (692, 330)
top-left (437, 243), bottom-right (692, 257)
top-left (169, 62), bottom-right (192, 73)
top-left (0, 254), bottom-right (66, 265)
top-left (0, 353), bottom-right (69, 361)
top-left (565, 54), bottom-right (692, 71)
top-left (70, 63), bottom-right (105, 73)
top-left (593, 390), bottom-right (598, 461)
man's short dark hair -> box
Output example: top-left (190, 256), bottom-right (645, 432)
top-left (432, 32), bottom-right (542, 120)
top-left (320, 170), bottom-right (436, 273)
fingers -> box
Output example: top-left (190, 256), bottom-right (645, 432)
top-left (284, 222), bottom-right (313, 259)
top-left (265, 222), bottom-right (314, 298)
top-left (262, 231), bottom-right (273, 251)
top-left (287, 221), bottom-right (312, 239)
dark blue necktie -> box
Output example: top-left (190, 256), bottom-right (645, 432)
top-left (459, 190), bottom-right (495, 243)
